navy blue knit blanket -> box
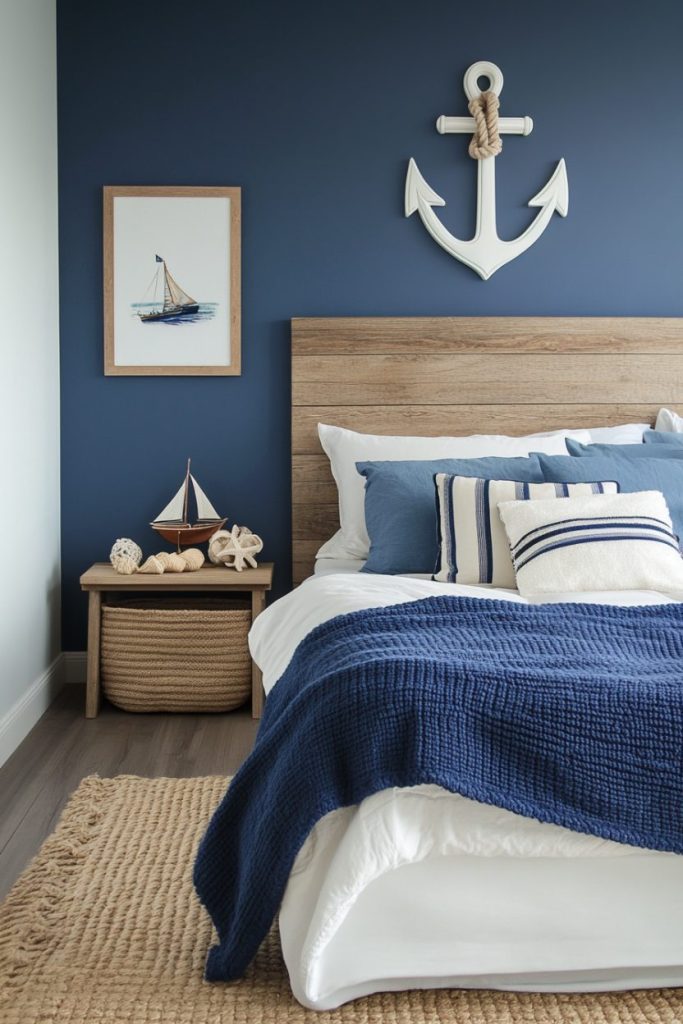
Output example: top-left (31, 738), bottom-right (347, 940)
top-left (193, 595), bottom-right (683, 982)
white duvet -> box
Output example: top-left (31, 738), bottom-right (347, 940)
top-left (249, 572), bottom-right (683, 1010)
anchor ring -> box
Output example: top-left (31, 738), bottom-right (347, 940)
top-left (463, 61), bottom-right (504, 100)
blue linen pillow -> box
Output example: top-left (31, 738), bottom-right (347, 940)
top-left (536, 452), bottom-right (683, 543)
top-left (357, 456), bottom-right (543, 575)
top-left (643, 430), bottom-right (683, 446)
top-left (566, 439), bottom-right (683, 459)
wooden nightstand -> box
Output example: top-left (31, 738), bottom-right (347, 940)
top-left (79, 562), bottom-right (273, 720)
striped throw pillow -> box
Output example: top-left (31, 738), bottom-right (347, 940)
top-left (498, 490), bottom-right (683, 596)
top-left (434, 476), bottom-right (619, 587)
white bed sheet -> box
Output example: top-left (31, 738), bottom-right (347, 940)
top-left (248, 572), bottom-right (683, 1010)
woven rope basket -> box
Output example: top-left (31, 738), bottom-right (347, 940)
top-left (101, 597), bottom-right (252, 712)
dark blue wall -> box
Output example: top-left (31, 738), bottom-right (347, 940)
top-left (58, 0), bottom-right (683, 648)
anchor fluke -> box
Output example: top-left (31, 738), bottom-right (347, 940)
top-left (405, 158), bottom-right (445, 216)
top-left (528, 158), bottom-right (569, 217)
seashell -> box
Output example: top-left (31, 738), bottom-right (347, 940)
top-left (155, 552), bottom-right (173, 570)
top-left (180, 548), bottom-right (205, 571)
top-left (110, 538), bottom-right (142, 568)
top-left (111, 554), bottom-right (139, 575)
top-left (208, 530), bottom-right (231, 565)
top-left (137, 555), bottom-right (164, 574)
top-left (165, 553), bottom-right (187, 573)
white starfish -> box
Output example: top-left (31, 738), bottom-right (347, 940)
top-left (208, 525), bottom-right (263, 572)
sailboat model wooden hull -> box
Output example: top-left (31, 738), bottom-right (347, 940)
top-left (151, 519), bottom-right (227, 546)
top-left (151, 460), bottom-right (226, 550)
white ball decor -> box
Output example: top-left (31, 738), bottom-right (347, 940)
top-left (110, 538), bottom-right (143, 576)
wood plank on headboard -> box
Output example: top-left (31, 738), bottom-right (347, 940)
top-left (292, 316), bottom-right (683, 354)
top-left (291, 317), bottom-right (683, 584)
top-left (291, 405), bottom-right (662, 453)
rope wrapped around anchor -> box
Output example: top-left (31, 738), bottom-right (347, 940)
top-left (468, 90), bottom-right (502, 159)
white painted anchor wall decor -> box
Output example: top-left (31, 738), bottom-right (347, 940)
top-left (405, 61), bottom-right (568, 280)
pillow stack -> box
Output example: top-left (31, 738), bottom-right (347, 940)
top-left (316, 422), bottom-right (591, 563)
top-left (536, 451), bottom-right (683, 542)
top-left (312, 416), bottom-right (683, 595)
top-left (433, 478), bottom-right (618, 587)
top-left (357, 456), bottom-right (543, 575)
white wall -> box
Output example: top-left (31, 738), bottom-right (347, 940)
top-left (0, 0), bottom-right (60, 764)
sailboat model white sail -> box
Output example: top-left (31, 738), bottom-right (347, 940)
top-left (151, 459), bottom-right (226, 548)
top-left (138, 255), bottom-right (200, 322)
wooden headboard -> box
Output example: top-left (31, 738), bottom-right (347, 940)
top-left (291, 316), bottom-right (683, 583)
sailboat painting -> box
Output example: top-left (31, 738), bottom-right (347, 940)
top-left (133, 254), bottom-right (209, 324)
top-left (152, 459), bottom-right (227, 548)
top-left (104, 186), bottom-right (241, 376)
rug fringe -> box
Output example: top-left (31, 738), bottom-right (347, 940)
top-left (0, 775), bottom-right (111, 1002)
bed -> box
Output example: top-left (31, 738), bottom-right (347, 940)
top-left (196, 316), bottom-right (683, 1010)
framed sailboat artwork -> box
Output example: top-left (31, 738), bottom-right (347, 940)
top-left (103, 185), bottom-right (241, 375)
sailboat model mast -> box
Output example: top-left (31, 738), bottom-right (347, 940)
top-left (138, 255), bottom-right (200, 322)
top-left (151, 458), bottom-right (227, 549)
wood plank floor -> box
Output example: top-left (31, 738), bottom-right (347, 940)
top-left (0, 685), bottom-right (259, 900)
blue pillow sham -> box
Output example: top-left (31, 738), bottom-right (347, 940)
top-left (357, 456), bottom-right (543, 575)
top-left (566, 438), bottom-right (683, 459)
top-left (536, 452), bottom-right (683, 543)
top-left (643, 430), bottom-right (683, 446)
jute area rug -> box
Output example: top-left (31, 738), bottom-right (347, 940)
top-left (1, 777), bottom-right (682, 1024)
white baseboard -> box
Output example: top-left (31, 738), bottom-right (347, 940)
top-left (62, 651), bottom-right (86, 685)
top-left (0, 655), bottom-right (65, 769)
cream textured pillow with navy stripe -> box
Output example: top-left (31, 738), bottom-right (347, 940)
top-left (434, 476), bottom-right (618, 588)
top-left (498, 490), bottom-right (683, 597)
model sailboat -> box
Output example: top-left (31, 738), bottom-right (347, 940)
top-left (138, 255), bottom-right (200, 322)
top-left (151, 459), bottom-right (226, 547)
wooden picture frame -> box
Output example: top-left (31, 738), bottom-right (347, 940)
top-left (103, 185), bottom-right (241, 376)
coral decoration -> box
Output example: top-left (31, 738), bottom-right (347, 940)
top-left (208, 526), bottom-right (263, 572)
top-left (110, 538), bottom-right (143, 575)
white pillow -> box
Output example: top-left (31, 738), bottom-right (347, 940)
top-left (655, 409), bottom-right (683, 433)
top-left (316, 423), bottom-right (592, 561)
top-left (498, 490), bottom-right (683, 596)
top-left (584, 423), bottom-right (648, 444)
top-left (434, 477), bottom-right (618, 588)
